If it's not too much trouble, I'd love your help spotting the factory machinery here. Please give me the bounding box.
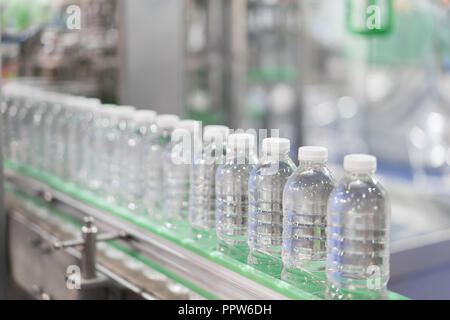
[1,157,409,300]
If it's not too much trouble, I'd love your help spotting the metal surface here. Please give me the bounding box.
[54,217,127,280]
[7,206,154,300]
[5,169,290,299]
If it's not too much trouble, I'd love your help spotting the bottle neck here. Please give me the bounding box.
[345,170,375,180]
[298,159,327,169]
[262,151,291,162]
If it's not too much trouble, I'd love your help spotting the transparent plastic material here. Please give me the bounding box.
[4,158,406,300]
[248,139,296,276]
[123,111,157,215]
[163,121,202,229]
[282,155,335,288]
[146,114,179,220]
[326,156,390,300]
[216,134,258,263]
[189,125,229,242]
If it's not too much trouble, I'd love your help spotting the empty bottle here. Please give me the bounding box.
[189,125,229,242]
[146,114,179,220]
[124,109,157,215]
[216,133,258,262]
[163,120,202,229]
[248,137,296,276]
[326,154,390,300]
[282,146,335,286]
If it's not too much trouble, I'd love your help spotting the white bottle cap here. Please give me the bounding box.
[298,146,328,162]
[67,96,87,110]
[134,110,157,124]
[155,114,180,129]
[113,105,136,120]
[203,125,229,142]
[228,133,256,151]
[262,137,290,154]
[175,119,201,134]
[343,154,377,173]
[99,104,118,117]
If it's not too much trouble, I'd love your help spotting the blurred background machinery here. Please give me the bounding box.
[1,0,450,299]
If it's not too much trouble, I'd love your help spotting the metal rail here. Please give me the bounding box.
[4,168,290,300]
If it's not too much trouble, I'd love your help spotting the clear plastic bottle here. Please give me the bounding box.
[90,105,118,195]
[146,114,179,220]
[28,91,51,170]
[54,95,79,180]
[163,120,202,229]
[1,84,14,159]
[215,133,258,262]
[107,106,136,203]
[123,109,157,215]
[282,146,335,286]
[6,86,25,162]
[189,125,229,243]
[74,98,101,187]
[326,154,390,300]
[248,137,296,276]
[16,89,38,165]
[66,99,86,183]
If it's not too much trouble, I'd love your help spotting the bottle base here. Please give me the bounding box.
[217,242,249,263]
[247,250,282,278]
[281,268,327,297]
[325,283,388,300]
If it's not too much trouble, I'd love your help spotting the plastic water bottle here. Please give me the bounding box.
[43,93,67,175]
[0,98,9,159]
[248,137,296,276]
[90,105,118,195]
[189,125,229,242]
[216,133,258,262]
[28,91,51,170]
[6,87,25,162]
[146,114,179,220]
[326,154,390,300]
[124,109,157,215]
[108,106,136,203]
[163,120,202,229]
[1,85,13,159]
[74,98,101,187]
[66,98,86,183]
[16,89,38,164]
[282,146,335,286]
[66,97,101,185]
[54,95,79,180]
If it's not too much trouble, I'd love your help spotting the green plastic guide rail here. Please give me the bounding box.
[3,158,408,300]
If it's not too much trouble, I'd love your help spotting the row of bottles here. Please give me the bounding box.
[0,82,180,218]
[1,83,390,299]
[174,128,390,299]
